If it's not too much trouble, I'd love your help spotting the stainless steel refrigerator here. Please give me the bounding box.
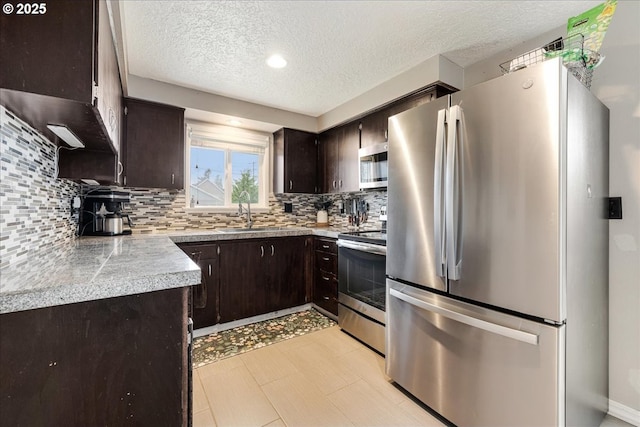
[386,58,609,427]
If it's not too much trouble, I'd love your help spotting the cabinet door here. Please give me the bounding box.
[285,129,318,193]
[218,241,268,323]
[95,0,123,157]
[359,87,452,150]
[124,98,185,189]
[319,127,340,193]
[266,237,306,312]
[338,121,360,192]
[274,128,318,194]
[359,110,389,149]
[0,0,94,103]
[179,244,219,329]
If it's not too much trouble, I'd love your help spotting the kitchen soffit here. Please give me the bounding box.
[121,1,599,117]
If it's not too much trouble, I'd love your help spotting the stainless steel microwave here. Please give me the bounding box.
[359,143,388,189]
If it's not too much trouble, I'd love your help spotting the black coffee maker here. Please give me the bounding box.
[80,190,133,236]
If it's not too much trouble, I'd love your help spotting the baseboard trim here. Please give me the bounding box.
[609,399,640,426]
[193,303,313,338]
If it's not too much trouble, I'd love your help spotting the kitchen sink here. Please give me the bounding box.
[216,227,288,233]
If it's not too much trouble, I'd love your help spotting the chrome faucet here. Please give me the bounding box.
[238,190,253,229]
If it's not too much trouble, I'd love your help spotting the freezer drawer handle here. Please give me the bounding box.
[389,288,539,345]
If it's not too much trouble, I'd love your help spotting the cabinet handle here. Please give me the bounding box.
[260,246,264,257]
[271,245,275,256]
[322,257,330,261]
[333,180,337,189]
[289,180,293,191]
[322,276,330,281]
[322,245,330,249]
[171,173,175,185]
[339,180,343,188]
[117,161,123,177]
[208,264,212,276]
[124,175,127,186]
[323,296,330,300]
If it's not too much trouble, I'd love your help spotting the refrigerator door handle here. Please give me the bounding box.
[445,105,463,280]
[434,108,448,277]
[389,288,539,345]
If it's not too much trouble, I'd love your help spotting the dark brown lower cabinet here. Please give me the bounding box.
[267,237,307,312]
[219,240,268,322]
[178,243,219,329]
[0,287,190,426]
[313,237,339,315]
[218,237,308,323]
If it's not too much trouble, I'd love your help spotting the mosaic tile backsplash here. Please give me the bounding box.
[0,107,80,269]
[90,187,387,234]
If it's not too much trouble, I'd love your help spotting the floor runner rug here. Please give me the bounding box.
[193,309,336,368]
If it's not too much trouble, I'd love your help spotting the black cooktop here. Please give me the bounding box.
[338,230,387,245]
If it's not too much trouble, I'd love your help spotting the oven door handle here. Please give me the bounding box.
[337,239,387,256]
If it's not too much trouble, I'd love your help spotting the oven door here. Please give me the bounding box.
[337,240,386,325]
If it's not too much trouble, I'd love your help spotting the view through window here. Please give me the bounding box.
[187,123,269,209]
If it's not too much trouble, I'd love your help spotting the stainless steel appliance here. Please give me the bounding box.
[386,58,609,427]
[80,190,133,236]
[337,230,386,354]
[358,143,388,189]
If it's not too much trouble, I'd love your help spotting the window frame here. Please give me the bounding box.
[185,121,272,213]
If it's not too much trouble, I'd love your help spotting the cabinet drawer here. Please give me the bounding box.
[314,270,338,315]
[179,243,218,261]
[315,238,337,254]
[315,251,337,273]
[315,269,337,289]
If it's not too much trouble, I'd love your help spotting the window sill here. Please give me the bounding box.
[185,206,271,215]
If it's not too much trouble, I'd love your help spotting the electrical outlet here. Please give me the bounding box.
[72,196,82,209]
[284,202,293,213]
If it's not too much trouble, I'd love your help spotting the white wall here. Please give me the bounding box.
[464,2,640,422]
[593,1,640,421]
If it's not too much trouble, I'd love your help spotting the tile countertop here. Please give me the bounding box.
[0,226,352,314]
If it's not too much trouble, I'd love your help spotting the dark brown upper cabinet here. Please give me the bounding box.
[359,84,456,149]
[319,121,359,193]
[123,98,185,189]
[273,128,318,194]
[0,0,123,183]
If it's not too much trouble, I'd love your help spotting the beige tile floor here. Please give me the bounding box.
[193,325,632,427]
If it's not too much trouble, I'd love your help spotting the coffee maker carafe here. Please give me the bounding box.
[80,190,133,236]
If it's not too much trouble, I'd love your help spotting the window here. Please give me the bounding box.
[186,122,270,210]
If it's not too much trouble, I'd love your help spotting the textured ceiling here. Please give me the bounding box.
[122,1,599,117]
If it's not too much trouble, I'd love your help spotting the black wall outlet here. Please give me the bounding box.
[608,197,622,219]
[284,202,293,213]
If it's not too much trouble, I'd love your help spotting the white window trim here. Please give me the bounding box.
[185,121,272,213]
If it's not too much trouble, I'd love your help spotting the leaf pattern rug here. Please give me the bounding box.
[193,309,336,368]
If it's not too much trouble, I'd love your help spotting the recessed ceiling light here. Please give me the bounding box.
[266,54,287,69]
[228,119,242,126]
